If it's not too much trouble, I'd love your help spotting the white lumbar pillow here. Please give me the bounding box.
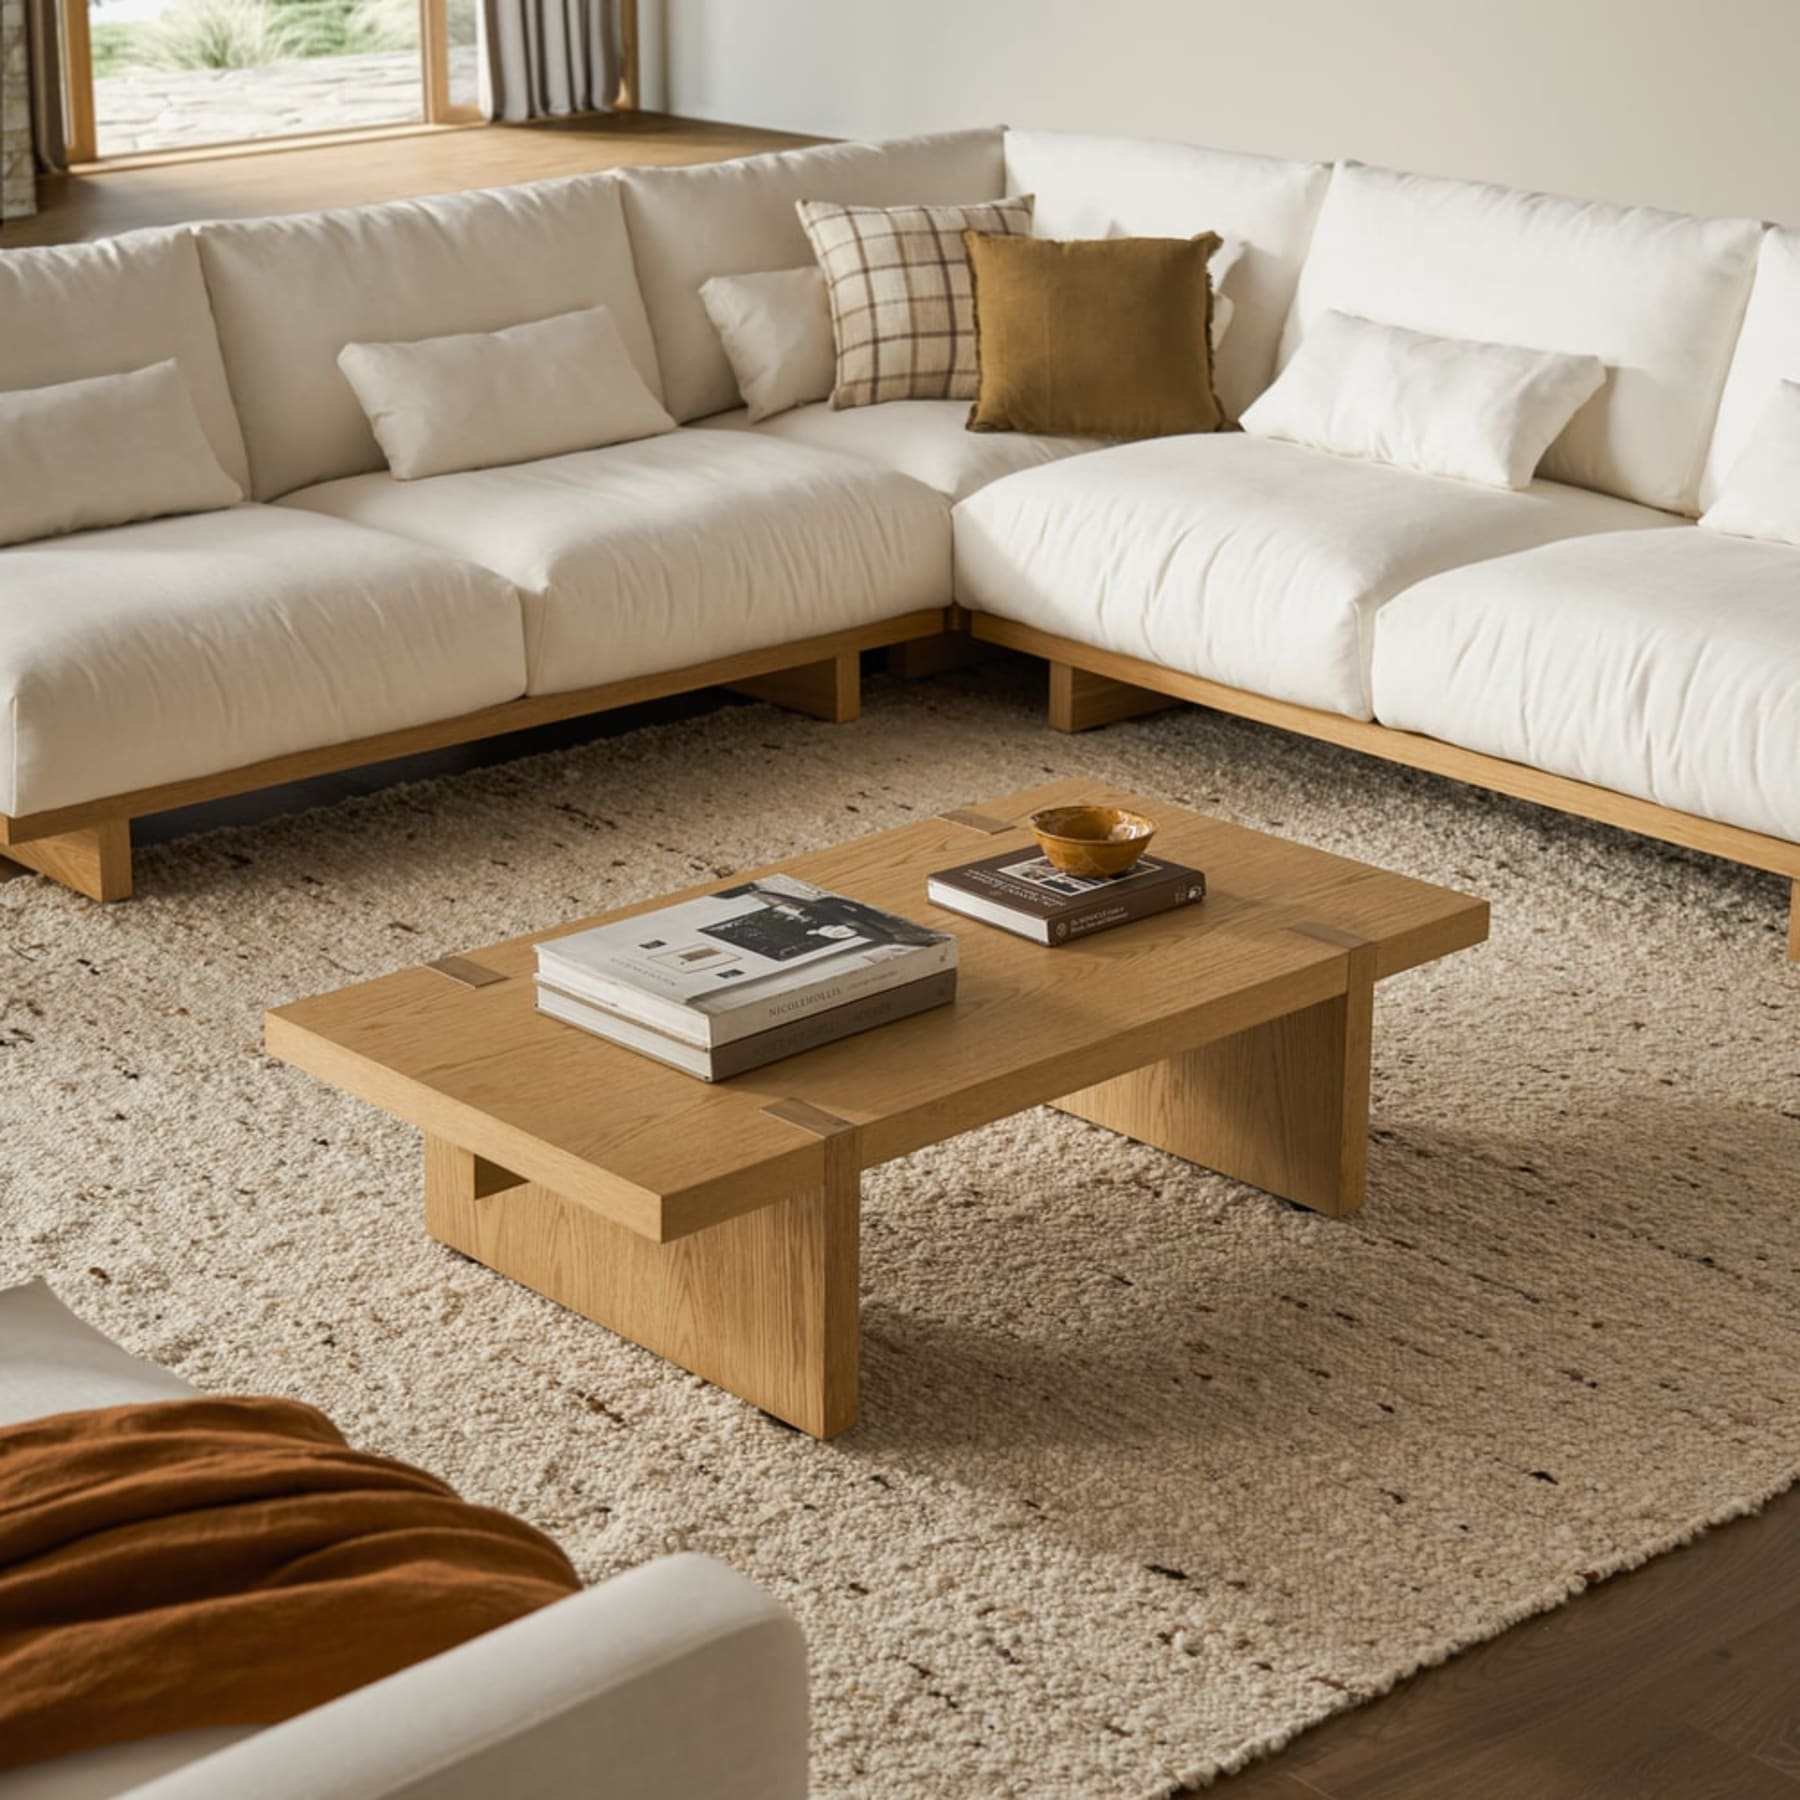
[1699,379,1800,547]
[337,305,677,481]
[1240,310,1607,490]
[0,361,242,548]
[700,266,838,423]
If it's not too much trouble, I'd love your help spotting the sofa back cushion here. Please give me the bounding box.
[1699,225,1799,512]
[1282,162,1762,514]
[0,231,249,493]
[619,128,1005,423]
[196,176,657,500]
[1001,131,1330,421]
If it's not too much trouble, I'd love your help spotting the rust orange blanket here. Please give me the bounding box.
[0,1395,581,1773]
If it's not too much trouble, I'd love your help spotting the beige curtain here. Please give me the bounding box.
[29,0,69,178]
[481,0,619,122]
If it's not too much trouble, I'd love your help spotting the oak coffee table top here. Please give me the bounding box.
[266,778,1488,1435]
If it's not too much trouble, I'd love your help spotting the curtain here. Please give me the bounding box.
[482,0,619,123]
[27,0,67,174]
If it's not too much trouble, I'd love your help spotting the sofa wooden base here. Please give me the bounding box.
[0,822,133,903]
[0,611,946,905]
[969,614,1800,962]
[728,648,861,723]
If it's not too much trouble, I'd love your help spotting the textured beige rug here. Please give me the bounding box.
[3,668,1797,1797]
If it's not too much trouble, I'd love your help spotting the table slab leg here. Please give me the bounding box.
[1055,942,1377,1216]
[423,1136,861,1437]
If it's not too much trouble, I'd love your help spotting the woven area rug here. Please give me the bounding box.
[3,667,1797,1797]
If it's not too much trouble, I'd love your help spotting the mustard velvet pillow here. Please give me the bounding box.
[963,231,1227,439]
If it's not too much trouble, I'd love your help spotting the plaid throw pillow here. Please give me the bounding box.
[797,196,1035,408]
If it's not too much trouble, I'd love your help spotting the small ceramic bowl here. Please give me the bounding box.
[1029,804,1156,878]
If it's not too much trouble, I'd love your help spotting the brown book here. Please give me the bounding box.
[927,849,1206,945]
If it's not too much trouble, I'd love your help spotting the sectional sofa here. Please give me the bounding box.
[0,126,1795,958]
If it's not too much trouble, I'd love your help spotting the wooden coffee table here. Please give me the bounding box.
[265,779,1486,1438]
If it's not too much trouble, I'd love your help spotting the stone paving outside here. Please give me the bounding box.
[94,45,478,153]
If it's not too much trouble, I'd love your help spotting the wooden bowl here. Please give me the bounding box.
[1029,805,1156,878]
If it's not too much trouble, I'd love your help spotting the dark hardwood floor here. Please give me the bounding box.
[3,114,1795,1796]
[1211,1478,1800,1796]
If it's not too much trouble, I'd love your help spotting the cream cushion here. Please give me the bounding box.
[1700,227,1800,512]
[0,231,249,492]
[1001,130,1330,419]
[700,267,835,423]
[1241,312,1605,490]
[1283,162,1763,513]
[953,434,1672,719]
[0,507,525,818]
[699,399,1107,503]
[1372,528,1800,843]
[195,176,659,500]
[0,363,242,548]
[280,431,949,697]
[1700,380,1800,547]
[339,307,676,481]
[0,1280,194,1430]
[618,128,1006,423]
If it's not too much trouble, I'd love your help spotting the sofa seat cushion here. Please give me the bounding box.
[281,430,951,698]
[1371,529,1800,844]
[953,434,1673,719]
[699,400,1108,503]
[0,508,526,820]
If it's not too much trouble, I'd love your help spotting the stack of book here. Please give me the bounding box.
[535,874,956,1081]
[926,847,1206,944]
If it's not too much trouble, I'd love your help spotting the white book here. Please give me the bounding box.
[536,967,958,1081]
[534,874,956,1049]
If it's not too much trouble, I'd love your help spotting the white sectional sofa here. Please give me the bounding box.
[0,1281,807,1800]
[0,125,1795,956]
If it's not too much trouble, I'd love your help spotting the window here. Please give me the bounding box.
[63,0,479,161]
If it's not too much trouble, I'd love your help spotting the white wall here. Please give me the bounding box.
[660,0,1800,225]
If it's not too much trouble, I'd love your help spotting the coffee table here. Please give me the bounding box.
[265,778,1486,1438]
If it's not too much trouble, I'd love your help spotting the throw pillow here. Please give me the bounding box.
[962,232,1228,439]
[1699,378,1800,546]
[337,305,676,481]
[0,363,242,549]
[796,195,1035,408]
[700,266,836,422]
[1239,311,1606,490]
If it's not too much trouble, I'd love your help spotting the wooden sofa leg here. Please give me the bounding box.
[1,820,134,902]
[1789,880,1799,962]
[1047,660,1178,733]
[731,650,861,724]
[886,605,977,679]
